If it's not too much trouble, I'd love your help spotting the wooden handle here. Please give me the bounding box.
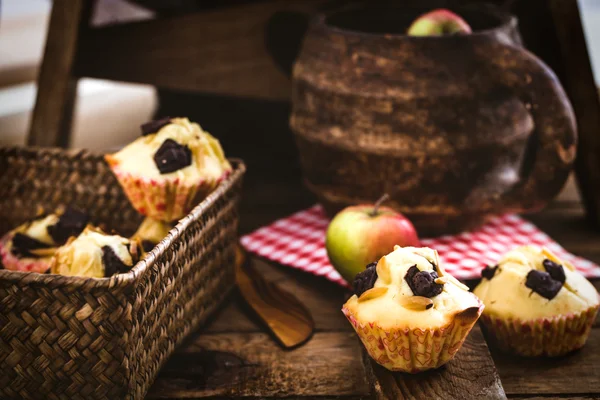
[235,245,315,348]
[484,39,577,212]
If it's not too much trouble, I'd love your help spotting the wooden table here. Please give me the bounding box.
[146,183,600,399]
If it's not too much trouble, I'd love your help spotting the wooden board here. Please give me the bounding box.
[491,319,600,397]
[74,1,325,101]
[142,180,600,399]
[147,255,505,399]
[148,332,369,399]
[365,326,506,400]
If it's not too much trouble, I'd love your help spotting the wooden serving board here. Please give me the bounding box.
[144,169,600,400]
[147,256,506,399]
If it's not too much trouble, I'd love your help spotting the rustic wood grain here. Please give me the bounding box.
[74,1,324,101]
[236,247,315,347]
[28,0,91,147]
[148,332,370,399]
[204,258,352,334]
[491,325,600,396]
[510,397,598,400]
[365,326,505,400]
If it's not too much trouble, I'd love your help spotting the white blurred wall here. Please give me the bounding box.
[0,0,158,150]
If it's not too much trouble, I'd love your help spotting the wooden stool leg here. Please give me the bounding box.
[28,0,92,147]
[548,0,600,227]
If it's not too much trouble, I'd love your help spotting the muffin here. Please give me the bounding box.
[342,245,483,372]
[105,117,232,221]
[0,207,88,273]
[132,217,173,252]
[50,226,141,278]
[473,245,600,357]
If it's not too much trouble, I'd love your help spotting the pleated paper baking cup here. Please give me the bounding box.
[109,167,229,222]
[342,302,484,373]
[480,303,599,357]
[0,234,52,273]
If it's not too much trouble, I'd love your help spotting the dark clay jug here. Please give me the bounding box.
[289,5,576,235]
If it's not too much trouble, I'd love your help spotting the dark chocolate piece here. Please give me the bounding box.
[141,240,155,253]
[141,117,171,136]
[481,264,498,280]
[542,259,566,284]
[404,265,444,298]
[29,212,49,223]
[153,139,192,174]
[525,270,563,300]
[353,261,378,296]
[11,233,52,258]
[47,207,89,244]
[102,245,132,277]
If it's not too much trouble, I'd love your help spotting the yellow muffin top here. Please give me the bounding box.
[132,217,172,250]
[107,117,231,182]
[5,207,89,260]
[343,246,481,330]
[13,214,59,246]
[50,227,139,278]
[473,246,599,320]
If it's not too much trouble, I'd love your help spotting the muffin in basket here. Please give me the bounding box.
[0,207,88,273]
[105,117,232,221]
[132,217,173,252]
[50,226,142,278]
[474,245,600,357]
[342,245,483,373]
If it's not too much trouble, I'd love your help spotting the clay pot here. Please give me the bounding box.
[290,5,576,235]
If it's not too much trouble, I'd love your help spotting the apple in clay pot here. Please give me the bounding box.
[325,194,419,284]
[407,9,472,36]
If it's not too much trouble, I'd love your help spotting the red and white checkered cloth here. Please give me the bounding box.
[241,205,600,287]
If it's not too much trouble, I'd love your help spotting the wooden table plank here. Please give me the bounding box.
[491,326,600,396]
[148,332,370,399]
[365,326,506,400]
[146,181,600,398]
[203,258,351,334]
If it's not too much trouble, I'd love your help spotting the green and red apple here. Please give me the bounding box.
[407,9,472,36]
[325,195,419,283]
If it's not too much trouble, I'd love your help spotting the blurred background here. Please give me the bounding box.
[1,0,598,220]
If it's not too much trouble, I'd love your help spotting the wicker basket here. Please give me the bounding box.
[0,147,245,400]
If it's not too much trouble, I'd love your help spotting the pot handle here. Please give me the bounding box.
[488,40,577,212]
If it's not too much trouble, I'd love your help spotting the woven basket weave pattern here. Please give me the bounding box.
[0,147,245,400]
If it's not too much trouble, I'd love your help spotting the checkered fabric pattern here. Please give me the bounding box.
[241,205,600,287]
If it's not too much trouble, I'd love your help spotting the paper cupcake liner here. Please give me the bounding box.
[110,167,230,222]
[0,234,52,273]
[480,304,599,357]
[342,302,484,373]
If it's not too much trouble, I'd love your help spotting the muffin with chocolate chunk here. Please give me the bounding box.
[50,226,141,278]
[342,245,483,373]
[0,207,88,273]
[474,245,600,356]
[132,217,173,252]
[105,117,232,221]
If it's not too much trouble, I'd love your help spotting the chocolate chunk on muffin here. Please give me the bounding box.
[343,245,482,373]
[474,245,600,356]
[0,207,88,273]
[105,117,232,221]
[50,226,141,278]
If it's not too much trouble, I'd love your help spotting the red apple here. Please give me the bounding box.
[407,9,472,36]
[325,194,419,283]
